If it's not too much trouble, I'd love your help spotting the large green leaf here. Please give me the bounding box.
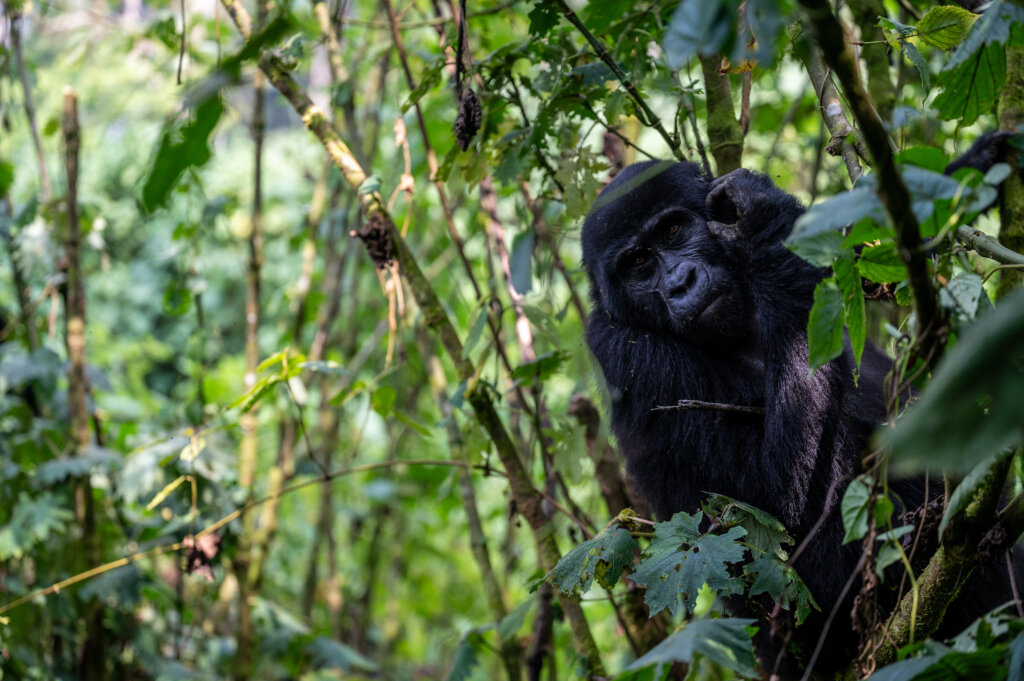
[917,5,979,50]
[139,95,224,213]
[547,525,639,595]
[626,617,758,678]
[631,511,747,617]
[886,289,1024,471]
[933,42,1006,126]
[944,0,1024,71]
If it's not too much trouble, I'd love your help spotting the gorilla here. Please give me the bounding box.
[581,148,1021,673]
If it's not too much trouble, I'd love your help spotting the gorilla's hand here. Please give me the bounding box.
[706,168,757,227]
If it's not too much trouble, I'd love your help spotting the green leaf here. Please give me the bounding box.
[662,0,738,69]
[703,493,793,560]
[788,189,886,244]
[510,229,535,295]
[0,160,14,196]
[527,1,560,37]
[306,636,378,673]
[835,254,866,367]
[858,242,906,284]
[626,617,758,678]
[444,632,484,681]
[807,279,844,371]
[841,475,874,544]
[368,386,396,417]
[917,5,979,50]
[886,288,1024,471]
[788,230,845,267]
[938,451,1012,540]
[1009,632,1024,681]
[745,556,819,624]
[945,0,1024,71]
[511,350,570,387]
[631,511,747,617]
[139,95,224,213]
[902,42,931,91]
[402,56,445,113]
[933,42,1005,126]
[0,493,75,561]
[461,305,489,360]
[939,272,984,323]
[497,598,534,642]
[548,526,639,596]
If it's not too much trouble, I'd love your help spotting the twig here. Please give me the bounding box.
[554,0,684,160]
[800,553,867,681]
[9,12,52,199]
[651,399,765,415]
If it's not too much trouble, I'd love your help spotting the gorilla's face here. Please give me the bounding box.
[582,161,754,348]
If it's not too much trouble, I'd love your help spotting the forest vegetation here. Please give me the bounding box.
[1,0,1024,679]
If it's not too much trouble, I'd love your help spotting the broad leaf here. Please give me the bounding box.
[139,95,224,213]
[835,254,866,367]
[626,617,758,677]
[745,555,818,624]
[934,42,1005,126]
[917,5,979,50]
[547,526,639,595]
[886,288,1024,471]
[703,493,793,560]
[858,242,906,284]
[631,511,747,617]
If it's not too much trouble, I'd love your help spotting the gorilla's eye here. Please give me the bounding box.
[667,225,680,236]
[633,254,647,266]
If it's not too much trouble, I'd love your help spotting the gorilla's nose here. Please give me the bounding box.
[666,262,698,298]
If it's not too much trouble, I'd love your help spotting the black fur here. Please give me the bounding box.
[581,159,1020,674]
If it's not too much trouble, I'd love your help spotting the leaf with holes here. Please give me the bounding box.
[631,511,747,617]
[548,526,639,595]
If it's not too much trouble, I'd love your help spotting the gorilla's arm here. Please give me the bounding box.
[703,169,855,533]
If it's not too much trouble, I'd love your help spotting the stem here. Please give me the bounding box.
[234,4,267,672]
[10,12,52,199]
[62,88,106,681]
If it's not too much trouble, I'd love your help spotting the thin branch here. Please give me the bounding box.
[554,0,684,160]
[956,225,1024,265]
[9,12,52,199]
[651,399,765,415]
